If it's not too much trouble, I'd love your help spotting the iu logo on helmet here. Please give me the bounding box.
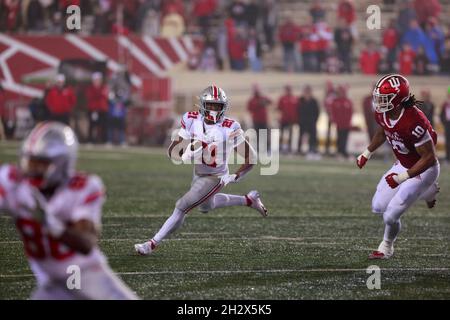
[388,77,401,92]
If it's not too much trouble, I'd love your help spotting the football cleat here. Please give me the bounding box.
[134,239,157,256]
[246,190,268,217]
[369,240,394,260]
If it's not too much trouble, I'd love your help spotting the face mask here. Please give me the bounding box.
[205,110,220,123]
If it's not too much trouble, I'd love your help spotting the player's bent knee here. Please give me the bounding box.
[175,196,192,212]
[383,213,399,226]
[371,198,387,215]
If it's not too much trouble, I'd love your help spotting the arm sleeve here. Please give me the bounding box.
[178,112,194,140]
[230,121,245,147]
[414,130,432,147]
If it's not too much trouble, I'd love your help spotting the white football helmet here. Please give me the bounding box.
[20,121,79,189]
[199,85,228,124]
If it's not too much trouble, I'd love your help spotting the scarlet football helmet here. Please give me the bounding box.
[372,74,410,113]
[199,85,228,123]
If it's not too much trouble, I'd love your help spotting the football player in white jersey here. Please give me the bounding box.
[135,85,268,255]
[0,122,138,300]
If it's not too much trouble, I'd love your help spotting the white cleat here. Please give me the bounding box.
[369,240,394,260]
[134,239,157,256]
[246,190,268,217]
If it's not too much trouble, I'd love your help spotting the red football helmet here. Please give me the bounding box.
[372,74,410,113]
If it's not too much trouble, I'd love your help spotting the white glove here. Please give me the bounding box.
[220,174,237,186]
[356,149,372,169]
[181,141,203,164]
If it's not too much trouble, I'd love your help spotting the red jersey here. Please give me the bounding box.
[375,106,437,168]
[277,94,298,125]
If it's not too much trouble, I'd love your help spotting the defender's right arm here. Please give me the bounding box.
[357,126,386,169]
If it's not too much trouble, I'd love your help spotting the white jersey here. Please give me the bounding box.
[178,111,245,176]
[0,165,107,285]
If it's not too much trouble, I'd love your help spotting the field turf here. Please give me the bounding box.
[0,143,449,299]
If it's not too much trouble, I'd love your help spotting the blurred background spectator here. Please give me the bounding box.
[440,87,450,163]
[297,85,320,157]
[419,89,435,126]
[86,72,109,144]
[277,85,297,154]
[330,86,353,158]
[44,74,76,125]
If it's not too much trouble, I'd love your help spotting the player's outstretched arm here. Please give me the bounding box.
[357,127,386,169]
[385,140,437,189]
[234,139,256,180]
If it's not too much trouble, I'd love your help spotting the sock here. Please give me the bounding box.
[383,219,401,243]
[210,193,247,209]
[153,208,185,244]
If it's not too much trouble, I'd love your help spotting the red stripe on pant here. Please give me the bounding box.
[183,180,223,214]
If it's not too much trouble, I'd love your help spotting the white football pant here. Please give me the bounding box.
[371,161,440,242]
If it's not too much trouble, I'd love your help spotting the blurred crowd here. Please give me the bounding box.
[2,0,448,75]
[279,0,449,75]
[0,71,132,146]
[244,83,450,162]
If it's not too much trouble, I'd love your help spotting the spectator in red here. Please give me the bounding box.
[247,84,272,150]
[314,21,333,72]
[193,0,217,36]
[300,20,317,72]
[228,27,248,71]
[45,74,76,125]
[330,86,353,158]
[278,17,302,72]
[1,0,21,31]
[337,0,356,27]
[86,72,109,144]
[398,43,416,75]
[382,19,399,72]
[277,85,298,153]
[359,41,381,74]
[413,0,441,28]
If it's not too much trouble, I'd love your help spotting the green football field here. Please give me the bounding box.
[0,143,449,299]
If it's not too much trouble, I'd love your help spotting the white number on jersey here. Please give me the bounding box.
[411,125,425,138]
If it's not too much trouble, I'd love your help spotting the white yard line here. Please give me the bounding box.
[1,267,449,279]
[1,236,448,244]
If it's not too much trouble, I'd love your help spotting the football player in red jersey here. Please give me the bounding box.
[356,74,440,259]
